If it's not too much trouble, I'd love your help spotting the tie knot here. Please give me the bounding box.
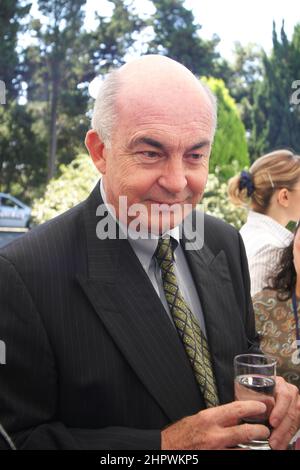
[154,237,177,267]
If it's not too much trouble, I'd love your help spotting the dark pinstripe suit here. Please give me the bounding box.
[0,183,259,449]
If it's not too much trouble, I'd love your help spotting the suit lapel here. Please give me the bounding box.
[77,184,204,422]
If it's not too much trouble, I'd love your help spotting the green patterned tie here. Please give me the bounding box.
[155,236,219,408]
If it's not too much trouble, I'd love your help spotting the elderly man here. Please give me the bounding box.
[0,55,299,450]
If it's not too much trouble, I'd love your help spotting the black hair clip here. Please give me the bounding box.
[239,170,255,197]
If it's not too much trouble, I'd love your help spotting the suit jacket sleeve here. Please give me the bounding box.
[0,255,160,450]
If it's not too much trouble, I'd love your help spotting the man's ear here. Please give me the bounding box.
[277,188,290,208]
[85,129,107,174]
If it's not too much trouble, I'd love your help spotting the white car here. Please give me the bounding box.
[0,193,31,228]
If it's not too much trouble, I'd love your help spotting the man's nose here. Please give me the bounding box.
[158,159,187,194]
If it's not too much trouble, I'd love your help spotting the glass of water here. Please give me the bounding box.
[234,354,277,450]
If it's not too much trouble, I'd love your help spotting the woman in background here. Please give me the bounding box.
[228,150,300,296]
[252,223,300,389]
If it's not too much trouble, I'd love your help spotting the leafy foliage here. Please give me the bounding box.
[88,0,144,74]
[147,0,221,77]
[0,102,47,200]
[203,173,247,229]
[2,1,300,225]
[0,0,144,196]
[227,42,263,147]
[202,77,249,180]
[250,22,300,157]
[32,154,98,224]
[0,0,31,99]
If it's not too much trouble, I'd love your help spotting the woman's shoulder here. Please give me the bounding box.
[240,225,284,260]
[252,288,278,303]
[252,289,287,326]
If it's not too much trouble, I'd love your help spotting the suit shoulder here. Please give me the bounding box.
[200,213,243,259]
[203,213,238,238]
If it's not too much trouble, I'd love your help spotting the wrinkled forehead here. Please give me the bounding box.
[116,78,214,130]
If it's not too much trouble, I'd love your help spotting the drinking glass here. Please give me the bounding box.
[234,354,277,450]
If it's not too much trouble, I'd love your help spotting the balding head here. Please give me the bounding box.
[91,55,217,146]
[118,55,206,92]
[86,54,216,234]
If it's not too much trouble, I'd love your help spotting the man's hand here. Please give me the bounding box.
[268,377,300,450]
[161,401,270,450]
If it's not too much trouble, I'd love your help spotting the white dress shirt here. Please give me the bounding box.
[99,179,207,336]
[240,211,293,296]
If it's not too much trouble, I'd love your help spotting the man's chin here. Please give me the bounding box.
[149,219,180,236]
[120,201,194,238]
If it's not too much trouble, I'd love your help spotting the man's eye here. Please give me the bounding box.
[188,153,204,160]
[141,151,160,158]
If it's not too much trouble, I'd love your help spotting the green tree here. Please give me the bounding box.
[0,0,47,200]
[33,0,87,180]
[202,77,249,180]
[87,0,144,75]
[0,0,31,99]
[0,0,147,200]
[23,0,143,182]
[0,102,47,200]
[250,22,300,158]
[228,42,263,137]
[147,0,222,77]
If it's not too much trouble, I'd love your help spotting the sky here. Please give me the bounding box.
[85,0,300,60]
[185,0,299,59]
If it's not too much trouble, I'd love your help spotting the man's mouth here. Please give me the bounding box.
[147,199,188,205]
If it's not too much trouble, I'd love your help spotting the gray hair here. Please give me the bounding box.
[91,70,121,148]
[202,82,218,135]
[91,70,218,146]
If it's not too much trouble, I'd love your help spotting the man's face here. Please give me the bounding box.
[97,84,214,234]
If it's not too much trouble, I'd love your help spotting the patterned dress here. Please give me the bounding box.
[253,289,300,389]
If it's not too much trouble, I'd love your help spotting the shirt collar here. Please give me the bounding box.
[100,179,181,272]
